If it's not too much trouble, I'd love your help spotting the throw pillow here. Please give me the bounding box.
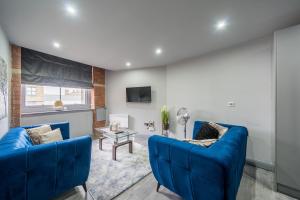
[26,125,52,145]
[195,122,219,140]
[209,122,228,138]
[183,139,217,147]
[39,128,63,144]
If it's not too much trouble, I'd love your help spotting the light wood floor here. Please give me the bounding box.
[114,173,181,200]
[55,134,295,200]
[55,167,295,200]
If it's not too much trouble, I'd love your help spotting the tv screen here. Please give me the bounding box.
[126,86,151,103]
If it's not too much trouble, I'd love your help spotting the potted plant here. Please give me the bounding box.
[161,105,169,131]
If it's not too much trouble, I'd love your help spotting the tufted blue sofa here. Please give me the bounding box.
[0,122,92,200]
[148,121,248,200]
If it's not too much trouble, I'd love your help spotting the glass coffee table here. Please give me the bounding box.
[95,128,137,160]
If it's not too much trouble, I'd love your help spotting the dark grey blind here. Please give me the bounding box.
[21,48,92,88]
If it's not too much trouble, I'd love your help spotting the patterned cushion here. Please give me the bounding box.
[26,125,52,145]
[209,122,228,138]
[39,129,63,144]
[195,122,219,140]
[183,138,217,147]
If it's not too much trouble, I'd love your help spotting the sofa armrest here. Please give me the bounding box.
[0,148,28,200]
[22,121,70,139]
[26,135,91,199]
[148,135,225,200]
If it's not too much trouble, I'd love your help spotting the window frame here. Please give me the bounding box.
[26,86,37,96]
[21,84,91,114]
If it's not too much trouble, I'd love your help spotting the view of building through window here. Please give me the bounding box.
[61,87,86,105]
[24,84,87,106]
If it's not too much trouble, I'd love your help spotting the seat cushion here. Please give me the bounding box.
[0,128,32,154]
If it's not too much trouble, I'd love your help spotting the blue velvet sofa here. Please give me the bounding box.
[148,121,248,200]
[0,122,92,200]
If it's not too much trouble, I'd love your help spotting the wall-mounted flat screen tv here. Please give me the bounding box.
[126,86,151,103]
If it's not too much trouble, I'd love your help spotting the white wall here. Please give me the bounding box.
[166,36,274,166]
[275,24,300,189]
[21,111,93,138]
[106,67,166,133]
[0,25,11,138]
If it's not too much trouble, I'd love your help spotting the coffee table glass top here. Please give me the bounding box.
[97,127,137,142]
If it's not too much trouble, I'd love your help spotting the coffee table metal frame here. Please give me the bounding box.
[97,129,136,161]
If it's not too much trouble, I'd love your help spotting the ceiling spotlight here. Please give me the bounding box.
[126,62,132,67]
[215,20,228,30]
[65,4,77,16]
[155,48,163,55]
[53,42,61,48]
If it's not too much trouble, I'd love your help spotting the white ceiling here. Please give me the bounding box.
[1,0,300,70]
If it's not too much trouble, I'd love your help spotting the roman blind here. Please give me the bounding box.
[21,48,92,88]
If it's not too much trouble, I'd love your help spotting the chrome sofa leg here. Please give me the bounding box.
[82,183,87,192]
[156,183,161,192]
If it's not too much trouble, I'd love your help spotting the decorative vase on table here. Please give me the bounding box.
[161,105,170,137]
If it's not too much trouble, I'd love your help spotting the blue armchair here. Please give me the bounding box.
[0,122,92,200]
[148,121,248,200]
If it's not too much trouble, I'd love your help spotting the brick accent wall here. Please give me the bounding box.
[10,45,21,127]
[92,67,106,129]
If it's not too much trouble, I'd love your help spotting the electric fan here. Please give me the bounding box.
[176,107,190,139]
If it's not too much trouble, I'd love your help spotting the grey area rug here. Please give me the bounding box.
[87,139,152,200]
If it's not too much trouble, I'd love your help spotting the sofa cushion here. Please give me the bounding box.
[23,122,70,140]
[0,128,32,154]
[183,138,217,147]
[39,128,63,144]
[193,121,234,140]
[26,125,52,145]
[209,122,228,138]
[195,122,219,140]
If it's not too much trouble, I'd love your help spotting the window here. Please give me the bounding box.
[61,87,87,105]
[26,86,37,96]
[22,84,91,113]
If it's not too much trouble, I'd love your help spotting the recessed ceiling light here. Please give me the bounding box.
[155,48,162,55]
[215,20,228,30]
[126,62,132,67]
[65,4,77,16]
[53,42,61,48]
